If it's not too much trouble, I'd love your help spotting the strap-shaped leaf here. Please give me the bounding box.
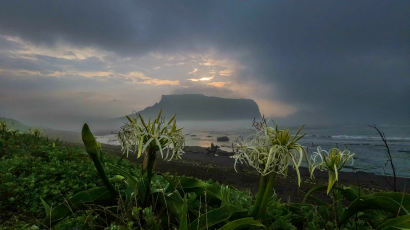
[179,177,224,201]
[42,187,112,224]
[82,123,98,157]
[303,185,359,204]
[327,171,337,194]
[340,192,410,225]
[218,217,264,230]
[189,205,247,230]
[178,195,189,230]
[378,215,410,230]
[82,123,117,196]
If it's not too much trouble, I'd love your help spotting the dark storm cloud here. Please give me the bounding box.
[0,0,409,123]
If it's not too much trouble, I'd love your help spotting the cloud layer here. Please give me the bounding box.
[0,0,409,128]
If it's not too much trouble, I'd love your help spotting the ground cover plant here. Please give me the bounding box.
[0,123,137,229]
[0,117,409,229]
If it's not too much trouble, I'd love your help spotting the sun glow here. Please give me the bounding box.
[187,76,214,82]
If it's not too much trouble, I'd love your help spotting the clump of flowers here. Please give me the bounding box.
[309,147,355,194]
[29,128,43,138]
[233,119,305,185]
[233,119,305,218]
[0,121,8,133]
[118,111,184,178]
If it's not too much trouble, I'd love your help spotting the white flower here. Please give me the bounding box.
[118,111,185,161]
[233,120,305,186]
[309,147,355,194]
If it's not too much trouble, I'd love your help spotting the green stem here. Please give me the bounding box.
[332,187,339,229]
[142,147,156,205]
[90,155,117,197]
[257,173,276,218]
[142,148,156,182]
[251,175,267,217]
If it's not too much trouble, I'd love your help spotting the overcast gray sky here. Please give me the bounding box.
[0,0,409,128]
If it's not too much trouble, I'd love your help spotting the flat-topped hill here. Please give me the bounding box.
[131,94,262,120]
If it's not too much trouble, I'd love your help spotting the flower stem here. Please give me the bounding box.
[142,147,156,205]
[257,173,276,218]
[90,155,117,197]
[251,175,267,217]
[142,147,156,182]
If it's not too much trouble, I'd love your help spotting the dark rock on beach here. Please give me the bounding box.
[217,136,229,142]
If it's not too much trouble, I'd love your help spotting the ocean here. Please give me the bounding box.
[96,120,410,178]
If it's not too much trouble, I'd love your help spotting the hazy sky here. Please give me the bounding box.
[0,0,409,128]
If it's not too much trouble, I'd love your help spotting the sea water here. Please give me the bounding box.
[96,121,410,178]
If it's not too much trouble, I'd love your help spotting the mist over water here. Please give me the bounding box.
[96,120,410,178]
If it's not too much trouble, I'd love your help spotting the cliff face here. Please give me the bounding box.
[134,94,262,120]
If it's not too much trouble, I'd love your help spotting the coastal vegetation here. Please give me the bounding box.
[0,116,409,229]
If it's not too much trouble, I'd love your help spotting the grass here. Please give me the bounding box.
[0,125,409,229]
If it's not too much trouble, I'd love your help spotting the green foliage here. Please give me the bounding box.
[0,128,135,228]
[302,184,410,229]
[41,187,113,224]
[378,215,410,230]
[340,192,410,225]
[218,217,264,230]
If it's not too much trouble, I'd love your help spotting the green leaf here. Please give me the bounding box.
[126,115,135,123]
[303,185,359,205]
[178,195,189,230]
[337,186,360,201]
[43,187,112,224]
[81,123,98,157]
[189,205,247,230]
[138,113,148,130]
[167,114,176,125]
[378,215,410,230]
[163,190,185,221]
[372,192,410,211]
[155,109,162,123]
[302,185,328,204]
[40,198,51,218]
[327,171,337,194]
[109,163,146,204]
[179,177,223,200]
[340,192,410,225]
[155,138,164,158]
[137,135,144,158]
[82,123,117,196]
[218,217,264,230]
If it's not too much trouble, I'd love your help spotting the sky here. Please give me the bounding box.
[0,0,409,128]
